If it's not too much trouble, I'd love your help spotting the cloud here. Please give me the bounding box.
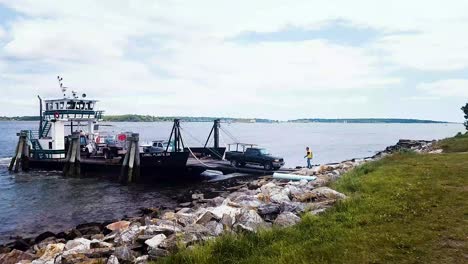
[417,79,468,97]
[0,0,467,121]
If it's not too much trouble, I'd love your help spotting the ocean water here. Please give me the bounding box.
[0,121,464,243]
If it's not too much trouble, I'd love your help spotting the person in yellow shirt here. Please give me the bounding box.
[304,147,313,169]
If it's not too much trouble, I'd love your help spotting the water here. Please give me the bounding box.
[0,121,464,243]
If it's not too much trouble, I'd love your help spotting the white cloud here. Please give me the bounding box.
[417,79,468,97]
[0,0,466,120]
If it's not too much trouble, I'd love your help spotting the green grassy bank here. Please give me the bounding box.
[158,134,468,264]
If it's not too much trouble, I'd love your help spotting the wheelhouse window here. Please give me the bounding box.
[60,102,64,109]
[67,101,76,110]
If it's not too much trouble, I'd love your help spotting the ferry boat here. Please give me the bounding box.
[25,77,191,180]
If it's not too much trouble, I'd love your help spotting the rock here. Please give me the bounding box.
[76,223,102,236]
[174,213,198,227]
[280,201,306,214]
[135,255,149,264]
[220,214,233,230]
[115,223,141,244]
[144,234,167,249]
[161,212,176,221]
[65,229,82,240]
[293,191,318,202]
[232,195,263,208]
[34,232,56,244]
[183,224,210,236]
[34,243,65,263]
[196,211,218,225]
[0,249,35,264]
[257,204,281,215]
[90,234,105,240]
[90,240,113,249]
[106,221,131,232]
[191,193,204,200]
[270,193,290,203]
[145,222,182,236]
[148,248,169,260]
[312,187,347,200]
[206,196,225,207]
[107,255,119,264]
[84,247,114,259]
[274,212,301,227]
[64,238,91,255]
[158,235,177,251]
[234,209,267,232]
[207,199,242,220]
[11,238,31,251]
[205,221,224,236]
[113,245,135,263]
[61,253,89,264]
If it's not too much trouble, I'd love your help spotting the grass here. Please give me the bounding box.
[157,139,468,264]
[436,132,468,153]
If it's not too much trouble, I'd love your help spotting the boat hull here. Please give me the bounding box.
[27,151,199,181]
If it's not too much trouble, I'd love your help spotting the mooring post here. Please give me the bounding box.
[21,131,30,172]
[120,133,140,184]
[8,136,21,171]
[64,132,81,177]
[214,119,220,149]
[9,131,29,172]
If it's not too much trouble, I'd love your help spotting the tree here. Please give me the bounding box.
[462,103,468,130]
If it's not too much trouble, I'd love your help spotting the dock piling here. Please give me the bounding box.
[9,131,29,172]
[63,132,81,177]
[120,133,140,184]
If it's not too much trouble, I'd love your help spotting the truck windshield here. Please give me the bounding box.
[259,149,270,155]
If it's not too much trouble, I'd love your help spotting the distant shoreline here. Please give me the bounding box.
[0,115,452,124]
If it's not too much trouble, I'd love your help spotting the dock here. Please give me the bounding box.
[186,158,296,176]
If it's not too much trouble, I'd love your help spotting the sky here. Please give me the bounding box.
[0,1,467,122]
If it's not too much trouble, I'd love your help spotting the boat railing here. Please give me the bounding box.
[43,110,104,120]
[25,130,66,159]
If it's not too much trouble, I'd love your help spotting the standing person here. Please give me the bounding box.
[304,147,313,169]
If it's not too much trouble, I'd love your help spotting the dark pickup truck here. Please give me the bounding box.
[225,144,285,170]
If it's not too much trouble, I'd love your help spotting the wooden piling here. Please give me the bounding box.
[120,133,140,184]
[64,132,81,177]
[8,137,21,171]
[9,131,29,172]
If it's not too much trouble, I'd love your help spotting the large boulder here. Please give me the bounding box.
[205,199,242,221]
[114,223,141,244]
[220,214,234,230]
[205,221,224,236]
[32,243,65,264]
[0,249,35,264]
[113,245,136,263]
[196,211,219,225]
[162,212,197,227]
[312,187,347,200]
[107,255,119,264]
[257,203,281,215]
[34,232,56,244]
[144,234,167,249]
[144,221,183,236]
[63,238,92,255]
[274,212,301,227]
[106,221,131,232]
[234,209,267,232]
[232,194,263,208]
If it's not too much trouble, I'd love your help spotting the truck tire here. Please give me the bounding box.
[264,162,273,171]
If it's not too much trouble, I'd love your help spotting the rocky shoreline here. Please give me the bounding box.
[0,139,441,264]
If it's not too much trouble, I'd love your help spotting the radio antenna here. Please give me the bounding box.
[57,76,68,98]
